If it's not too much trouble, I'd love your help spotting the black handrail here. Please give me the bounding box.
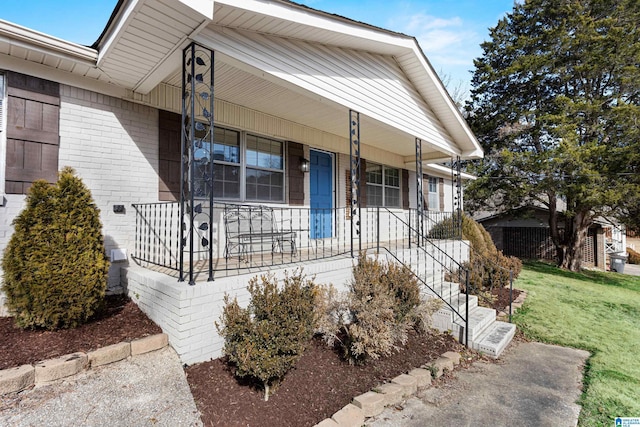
[380,207,470,347]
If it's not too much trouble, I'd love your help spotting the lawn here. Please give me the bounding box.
[512,262,640,427]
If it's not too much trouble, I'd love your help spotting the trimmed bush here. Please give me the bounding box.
[627,247,640,264]
[317,256,441,364]
[1,168,109,330]
[216,271,318,401]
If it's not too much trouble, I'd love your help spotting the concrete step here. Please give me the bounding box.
[472,321,517,358]
[422,280,460,301]
[451,306,496,344]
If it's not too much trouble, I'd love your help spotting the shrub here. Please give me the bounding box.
[216,271,318,401]
[430,213,522,294]
[317,256,441,364]
[1,167,109,330]
[628,247,640,264]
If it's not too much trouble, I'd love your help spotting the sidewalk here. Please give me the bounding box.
[366,340,589,427]
[0,347,202,427]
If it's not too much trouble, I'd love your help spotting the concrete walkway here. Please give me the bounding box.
[0,347,202,427]
[367,341,589,427]
[623,263,640,276]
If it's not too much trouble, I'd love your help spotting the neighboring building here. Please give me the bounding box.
[0,0,515,362]
[477,206,626,270]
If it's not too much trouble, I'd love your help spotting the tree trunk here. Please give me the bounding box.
[556,210,589,271]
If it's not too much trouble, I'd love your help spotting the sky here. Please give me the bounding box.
[0,0,515,95]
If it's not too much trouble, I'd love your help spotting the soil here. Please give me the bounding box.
[0,295,161,370]
[491,287,522,311]
[186,331,464,427]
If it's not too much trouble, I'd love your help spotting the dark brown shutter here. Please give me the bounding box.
[423,174,429,210]
[6,72,59,194]
[287,142,304,205]
[439,177,445,212]
[158,110,181,201]
[402,169,409,209]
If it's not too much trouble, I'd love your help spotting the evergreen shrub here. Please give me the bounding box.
[216,271,318,401]
[428,214,522,294]
[1,167,109,329]
[627,247,640,264]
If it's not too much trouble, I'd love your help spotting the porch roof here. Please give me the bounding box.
[0,0,483,163]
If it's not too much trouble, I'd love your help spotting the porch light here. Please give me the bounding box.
[300,157,310,173]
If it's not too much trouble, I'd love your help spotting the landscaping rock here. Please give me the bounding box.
[0,365,35,395]
[375,383,404,406]
[391,374,417,396]
[331,403,365,427]
[130,333,168,355]
[88,342,131,367]
[408,368,432,388]
[429,357,454,378]
[441,351,461,366]
[35,353,87,384]
[353,391,386,417]
[314,418,339,427]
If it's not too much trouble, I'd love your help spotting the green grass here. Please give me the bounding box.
[512,262,640,427]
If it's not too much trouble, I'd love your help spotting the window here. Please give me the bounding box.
[245,134,284,202]
[366,163,401,207]
[428,177,438,210]
[195,125,284,202]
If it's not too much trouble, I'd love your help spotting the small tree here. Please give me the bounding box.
[216,271,318,401]
[1,167,109,329]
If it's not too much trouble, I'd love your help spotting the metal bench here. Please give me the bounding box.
[223,204,296,259]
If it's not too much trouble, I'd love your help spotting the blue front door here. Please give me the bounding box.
[310,150,333,239]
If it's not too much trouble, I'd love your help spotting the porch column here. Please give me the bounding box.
[415,138,424,246]
[349,110,362,257]
[453,155,462,240]
[179,42,215,285]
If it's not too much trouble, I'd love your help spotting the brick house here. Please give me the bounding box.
[0,0,515,363]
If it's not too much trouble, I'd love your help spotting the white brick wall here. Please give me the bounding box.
[125,257,356,365]
[58,86,159,290]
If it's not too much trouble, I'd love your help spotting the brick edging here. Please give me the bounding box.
[313,350,463,427]
[497,288,528,319]
[0,333,168,396]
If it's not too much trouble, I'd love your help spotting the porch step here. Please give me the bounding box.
[472,321,517,358]
[421,280,460,301]
[451,306,496,344]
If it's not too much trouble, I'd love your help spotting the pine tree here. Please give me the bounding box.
[1,167,109,329]
[465,0,640,270]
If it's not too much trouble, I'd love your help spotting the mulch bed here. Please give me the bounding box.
[491,287,522,311]
[186,331,464,427]
[0,295,161,370]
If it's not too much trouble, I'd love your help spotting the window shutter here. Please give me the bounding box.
[439,178,445,212]
[158,110,182,201]
[287,141,304,205]
[402,169,409,209]
[5,72,59,195]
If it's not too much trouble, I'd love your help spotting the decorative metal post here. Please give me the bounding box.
[453,155,463,240]
[415,138,424,246]
[179,42,215,285]
[349,110,361,258]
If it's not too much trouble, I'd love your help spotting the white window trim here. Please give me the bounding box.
[366,163,401,208]
[427,177,439,211]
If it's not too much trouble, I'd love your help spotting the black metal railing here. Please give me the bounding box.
[377,207,470,346]
[133,202,356,274]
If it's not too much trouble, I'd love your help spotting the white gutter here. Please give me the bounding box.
[0,19,97,65]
